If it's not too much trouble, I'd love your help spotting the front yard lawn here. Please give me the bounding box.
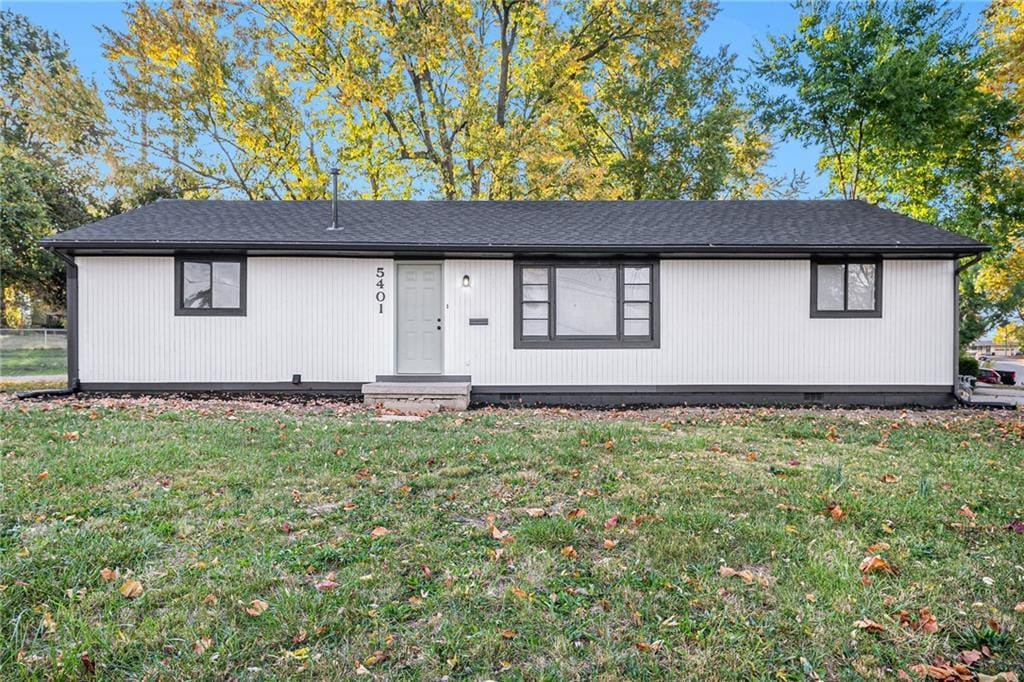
[0,348,67,377]
[1,398,1022,680]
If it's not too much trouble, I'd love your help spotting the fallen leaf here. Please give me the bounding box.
[500,629,517,639]
[119,579,144,598]
[192,637,212,654]
[524,508,546,518]
[829,504,845,521]
[315,578,339,591]
[977,674,1019,682]
[566,507,586,520]
[879,474,900,483]
[79,651,96,675]
[1004,519,1024,534]
[63,431,79,441]
[99,567,118,582]
[370,526,390,539]
[635,641,662,652]
[36,470,50,481]
[398,485,412,495]
[958,650,983,666]
[859,555,895,575]
[363,650,386,666]
[292,628,307,645]
[245,599,269,616]
[854,618,885,633]
[866,542,891,554]
[603,538,619,549]
[603,440,614,450]
[1014,601,1024,612]
[202,593,217,606]
[510,586,529,599]
[561,545,578,559]
[604,516,619,529]
[805,593,816,603]
[41,611,56,636]
[918,607,939,633]
[958,505,977,520]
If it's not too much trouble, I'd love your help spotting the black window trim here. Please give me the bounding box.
[514,260,660,349]
[174,255,247,316]
[810,257,883,319]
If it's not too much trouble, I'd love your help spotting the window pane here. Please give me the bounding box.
[816,264,845,311]
[624,284,649,301]
[555,268,617,336]
[522,302,548,319]
[522,319,548,336]
[623,302,649,319]
[624,319,650,336]
[522,267,548,285]
[182,261,212,309]
[624,266,650,284]
[847,264,876,311]
[522,285,548,302]
[212,262,241,308]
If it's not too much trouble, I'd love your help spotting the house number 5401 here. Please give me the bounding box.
[375,267,386,313]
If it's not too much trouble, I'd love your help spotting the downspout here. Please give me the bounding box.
[17,248,80,399]
[953,253,984,405]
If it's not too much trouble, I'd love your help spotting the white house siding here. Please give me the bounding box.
[77,256,393,383]
[444,259,954,387]
[78,256,953,387]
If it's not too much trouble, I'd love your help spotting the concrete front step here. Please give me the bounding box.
[362,381,471,413]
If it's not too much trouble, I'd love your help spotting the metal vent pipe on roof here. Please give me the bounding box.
[328,168,340,230]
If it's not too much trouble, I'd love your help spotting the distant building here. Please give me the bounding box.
[969,338,1021,358]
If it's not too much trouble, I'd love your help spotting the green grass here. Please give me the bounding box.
[1,401,1022,680]
[0,348,66,377]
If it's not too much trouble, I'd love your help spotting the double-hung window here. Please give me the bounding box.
[175,256,246,316]
[515,262,658,348]
[810,259,881,318]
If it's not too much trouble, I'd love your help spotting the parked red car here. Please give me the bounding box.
[977,368,1001,384]
[996,369,1017,385]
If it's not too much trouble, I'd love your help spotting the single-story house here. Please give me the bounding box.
[968,338,1021,359]
[41,198,987,406]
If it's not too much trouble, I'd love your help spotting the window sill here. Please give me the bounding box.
[514,338,660,349]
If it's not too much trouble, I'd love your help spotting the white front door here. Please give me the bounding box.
[396,263,443,374]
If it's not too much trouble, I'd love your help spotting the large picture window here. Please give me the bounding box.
[810,259,881,318]
[175,256,246,316]
[515,262,658,348]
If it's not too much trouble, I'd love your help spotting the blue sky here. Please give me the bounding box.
[7,0,990,198]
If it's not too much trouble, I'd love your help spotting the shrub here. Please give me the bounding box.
[959,354,979,376]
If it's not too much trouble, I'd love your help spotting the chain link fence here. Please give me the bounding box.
[0,328,68,351]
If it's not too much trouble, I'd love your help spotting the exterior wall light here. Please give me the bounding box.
[462,274,471,287]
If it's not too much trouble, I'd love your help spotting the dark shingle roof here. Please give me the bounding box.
[42,199,987,254]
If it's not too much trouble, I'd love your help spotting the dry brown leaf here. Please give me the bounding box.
[363,650,386,667]
[63,431,79,441]
[245,599,269,617]
[292,628,308,645]
[500,629,517,639]
[119,579,144,599]
[510,586,529,599]
[866,542,890,554]
[36,470,49,481]
[370,526,390,539]
[879,474,900,483]
[524,508,546,518]
[958,650,983,666]
[202,593,217,606]
[958,505,977,520]
[977,674,1020,682]
[853,618,885,633]
[604,516,619,529]
[99,567,118,582]
[1014,601,1024,613]
[192,637,212,654]
[561,545,578,559]
[603,538,619,549]
[859,555,894,575]
[829,504,846,521]
[566,508,586,520]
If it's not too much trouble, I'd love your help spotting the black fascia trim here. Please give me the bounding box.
[174,255,247,316]
[810,257,883,319]
[513,259,660,349]
[42,239,991,257]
